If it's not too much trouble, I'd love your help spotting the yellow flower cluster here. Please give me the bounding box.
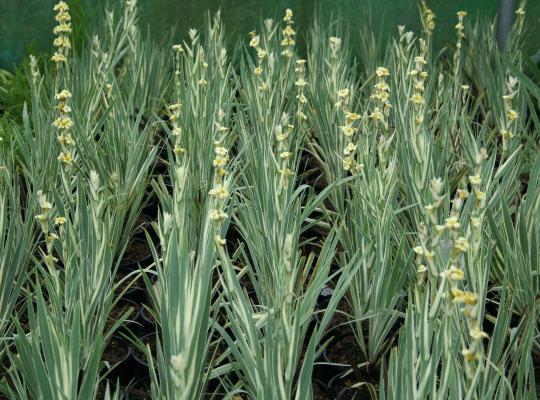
[275,114,295,186]
[209,109,230,247]
[453,283,488,364]
[169,44,186,160]
[336,88,362,173]
[51,1,72,65]
[172,44,183,89]
[249,31,267,77]
[452,11,467,78]
[514,1,526,35]
[500,76,519,151]
[281,9,295,58]
[408,40,428,121]
[53,89,75,167]
[451,283,488,371]
[415,164,489,372]
[369,66,391,128]
[35,191,65,269]
[198,48,208,86]
[414,176,474,276]
[467,148,488,256]
[421,2,436,34]
[455,11,467,43]
[169,102,186,160]
[294,59,308,122]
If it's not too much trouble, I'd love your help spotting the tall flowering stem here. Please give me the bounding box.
[168,45,187,165]
[51,1,72,66]
[51,1,76,203]
[500,75,519,153]
[281,9,295,59]
[336,88,361,174]
[209,109,230,247]
[453,11,467,75]
[421,2,435,37]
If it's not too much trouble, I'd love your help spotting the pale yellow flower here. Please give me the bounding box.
[209,185,229,199]
[209,209,227,221]
[54,216,67,225]
[340,125,357,137]
[279,151,291,159]
[470,326,488,340]
[410,93,425,105]
[376,67,390,77]
[53,1,69,12]
[56,89,72,101]
[279,167,294,177]
[345,112,361,123]
[51,52,67,63]
[337,88,350,98]
[282,25,296,37]
[462,348,478,362]
[169,103,182,111]
[446,265,465,281]
[469,175,481,186]
[296,94,307,104]
[343,142,357,156]
[57,152,74,165]
[369,107,384,121]
[53,117,73,130]
[53,36,71,48]
[445,216,460,230]
[214,235,226,246]
[53,23,72,34]
[283,9,293,23]
[173,145,186,156]
[507,109,519,121]
[454,237,470,252]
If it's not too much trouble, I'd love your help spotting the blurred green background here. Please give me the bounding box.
[1,0,539,70]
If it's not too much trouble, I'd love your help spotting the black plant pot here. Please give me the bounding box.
[138,305,157,335]
[313,356,347,386]
[312,378,330,399]
[316,286,335,311]
[95,378,125,400]
[115,271,146,302]
[124,377,151,400]
[108,297,144,335]
[102,335,134,384]
[133,213,157,243]
[119,238,153,272]
[131,332,157,370]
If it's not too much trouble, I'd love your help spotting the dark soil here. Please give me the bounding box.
[114,270,145,300]
[313,379,329,399]
[120,239,152,268]
[132,333,157,366]
[133,213,154,238]
[102,336,131,366]
[106,298,140,333]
